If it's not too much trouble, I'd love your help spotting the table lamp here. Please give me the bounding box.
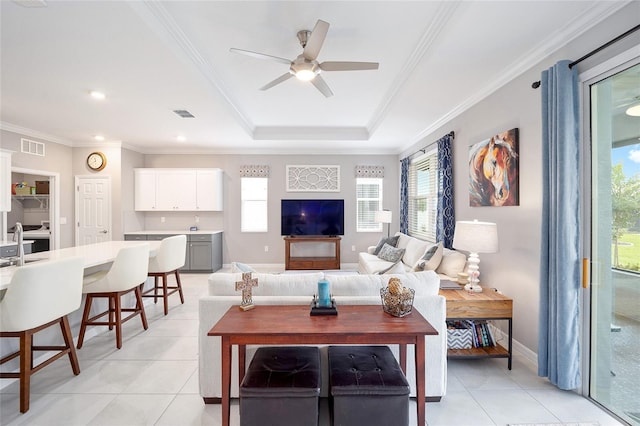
[374,210,392,238]
[452,220,498,292]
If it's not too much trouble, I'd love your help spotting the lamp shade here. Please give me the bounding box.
[452,220,499,253]
[374,210,392,224]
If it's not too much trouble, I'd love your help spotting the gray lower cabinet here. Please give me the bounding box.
[1,243,33,258]
[124,232,222,272]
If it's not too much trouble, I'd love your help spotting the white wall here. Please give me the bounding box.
[399,2,640,355]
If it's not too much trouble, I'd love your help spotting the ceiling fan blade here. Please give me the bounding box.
[260,73,294,91]
[230,48,291,65]
[319,61,379,71]
[310,74,334,98]
[302,19,329,61]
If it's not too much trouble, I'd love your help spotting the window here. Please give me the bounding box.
[241,177,268,232]
[356,178,383,232]
[408,150,437,242]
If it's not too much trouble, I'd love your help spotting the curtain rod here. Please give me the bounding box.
[402,131,455,161]
[531,24,640,89]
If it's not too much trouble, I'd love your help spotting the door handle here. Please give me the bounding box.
[100,230,108,234]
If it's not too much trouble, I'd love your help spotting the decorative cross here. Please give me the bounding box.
[235,272,258,311]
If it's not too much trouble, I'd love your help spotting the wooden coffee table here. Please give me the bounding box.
[208,304,438,426]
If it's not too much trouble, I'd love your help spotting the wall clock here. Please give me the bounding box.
[87,151,107,171]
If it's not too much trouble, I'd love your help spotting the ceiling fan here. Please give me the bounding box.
[230,19,379,97]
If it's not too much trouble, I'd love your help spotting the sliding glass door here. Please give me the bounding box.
[586,60,640,425]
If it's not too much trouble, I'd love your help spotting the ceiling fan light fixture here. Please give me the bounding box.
[295,69,317,81]
[626,104,640,117]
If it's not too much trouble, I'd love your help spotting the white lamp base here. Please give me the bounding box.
[464,283,483,293]
[465,252,483,293]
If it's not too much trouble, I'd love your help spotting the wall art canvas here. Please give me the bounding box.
[469,128,519,206]
[286,165,340,192]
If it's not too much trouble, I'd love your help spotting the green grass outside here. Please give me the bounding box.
[614,232,640,272]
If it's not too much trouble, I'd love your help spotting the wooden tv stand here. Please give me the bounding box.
[284,236,341,270]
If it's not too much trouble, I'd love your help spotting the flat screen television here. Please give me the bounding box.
[281,199,344,236]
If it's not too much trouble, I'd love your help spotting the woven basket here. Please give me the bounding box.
[380,287,415,317]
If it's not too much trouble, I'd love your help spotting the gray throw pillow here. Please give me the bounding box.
[373,235,400,255]
[377,243,406,263]
[413,243,440,271]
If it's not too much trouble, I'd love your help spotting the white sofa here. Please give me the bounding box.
[358,232,467,280]
[198,270,447,402]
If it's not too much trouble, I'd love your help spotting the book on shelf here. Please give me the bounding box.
[464,320,495,348]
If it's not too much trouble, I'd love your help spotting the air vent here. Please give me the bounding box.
[21,138,45,156]
[173,109,195,118]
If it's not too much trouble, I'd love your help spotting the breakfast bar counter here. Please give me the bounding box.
[0,240,161,289]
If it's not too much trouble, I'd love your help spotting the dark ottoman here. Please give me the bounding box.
[240,346,321,426]
[328,346,410,426]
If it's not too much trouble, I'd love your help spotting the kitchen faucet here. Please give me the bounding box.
[13,222,24,266]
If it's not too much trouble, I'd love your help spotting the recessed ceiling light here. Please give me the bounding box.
[89,90,106,100]
[94,135,105,141]
[176,135,186,142]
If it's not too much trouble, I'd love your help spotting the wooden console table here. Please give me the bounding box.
[208,305,438,426]
[439,288,513,369]
[284,236,340,270]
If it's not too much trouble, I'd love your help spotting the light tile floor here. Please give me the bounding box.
[0,273,625,426]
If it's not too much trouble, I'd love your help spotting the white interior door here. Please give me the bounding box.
[75,176,111,246]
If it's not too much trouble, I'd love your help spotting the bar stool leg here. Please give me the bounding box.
[19,331,32,413]
[114,294,122,349]
[60,316,80,375]
[162,273,169,315]
[77,295,93,349]
[175,270,184,304]
[135,286,149,330]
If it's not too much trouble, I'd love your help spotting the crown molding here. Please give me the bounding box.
[0,122,75,146]
[367,1,461,137]
[403,0,631,151]
[128,1,255,137]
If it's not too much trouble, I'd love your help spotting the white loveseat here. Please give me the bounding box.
[358,232,467,280]
[198,270,447,402]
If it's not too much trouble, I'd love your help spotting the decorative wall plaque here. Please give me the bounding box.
[286,165,340,192]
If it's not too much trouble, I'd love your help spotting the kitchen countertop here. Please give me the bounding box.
[124,230,223,235]
[0,240,35,248]
[7,230,51,239]
[1,240,161,289]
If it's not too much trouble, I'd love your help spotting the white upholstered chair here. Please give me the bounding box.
[142,235,186,315]
[0,257,85,413]
[77,243,149,349]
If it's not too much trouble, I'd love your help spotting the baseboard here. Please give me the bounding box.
[489,323,538,367]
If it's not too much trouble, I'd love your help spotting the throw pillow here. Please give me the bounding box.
[372,235,400,255]
[377,243,406,263]
[436,250,467,277]
[231,261,256,273]
[413,242,444,271]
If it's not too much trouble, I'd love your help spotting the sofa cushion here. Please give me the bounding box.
[377,244,405,263]
[325,270,439,297]
[436,249,467,277]
[372,235,400,255]
[208,272,324,297]
[231,261,256,273]
[402,237,430,268]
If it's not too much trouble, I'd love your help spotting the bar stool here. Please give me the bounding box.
[142,235,186,315]
[77,243,150,349]
[0,257,85,413]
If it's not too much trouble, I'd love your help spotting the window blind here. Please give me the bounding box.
[408,151,437,242]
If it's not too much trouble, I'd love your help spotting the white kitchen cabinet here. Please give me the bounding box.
[0,150,12,212]
[134,168,223,212]
[156,169,197,211]
[196,169,223,211]
[134,169,157,211]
